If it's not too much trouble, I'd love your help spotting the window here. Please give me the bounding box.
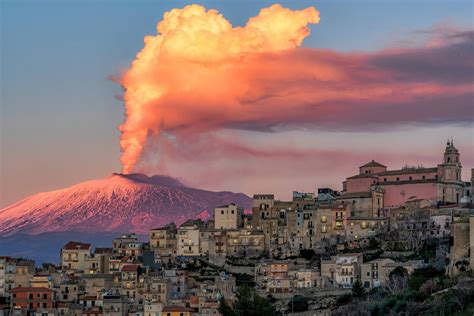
[422,175,425,179]
[231,210,234,214]
[409,176,412,180]
[221,210,224,215]
[321,215,327,223]
[396,177,400,181]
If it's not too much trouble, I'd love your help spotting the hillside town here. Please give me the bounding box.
[1,140,474,315]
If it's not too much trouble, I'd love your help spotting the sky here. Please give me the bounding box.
[1,0,473,207]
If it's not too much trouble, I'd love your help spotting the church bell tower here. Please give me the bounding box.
[438,139,463,204]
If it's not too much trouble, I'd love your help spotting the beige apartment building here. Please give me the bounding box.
[214,203,244,230]
[142,276,171,303]
[150,223,177,264]
[321,253,363,288]
[120,264,141,299]
[177,220,203,257]
[60,241,92,272]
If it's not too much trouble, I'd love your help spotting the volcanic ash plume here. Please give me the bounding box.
[118,4,320,173]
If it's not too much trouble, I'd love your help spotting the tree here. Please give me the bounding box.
[299,249,316,261]
[288,295,308,313]
[386,266,408,294]
[221,285,279,316]
[352,278,366,298]
[219,297,236,316]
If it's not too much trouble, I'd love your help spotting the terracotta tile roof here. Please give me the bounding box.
[121,264,140,272]
[94,248,113,254]
[162,305,194,312]
[378,167,437,176]
[63,241,91,250]
[347,174,378,180]
[10,287,53,293]
[360,160,386,168]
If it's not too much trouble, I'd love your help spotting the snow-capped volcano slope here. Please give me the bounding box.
[0,173,251,236]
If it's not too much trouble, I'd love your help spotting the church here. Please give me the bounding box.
[338,140,471,213]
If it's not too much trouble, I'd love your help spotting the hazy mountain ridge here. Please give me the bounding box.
[0,173,251,236]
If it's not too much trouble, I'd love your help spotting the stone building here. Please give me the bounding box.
[449,214,471,275]
[0,257,35,297]
[225,229,265,258]
[214,203,244,230]
[341,140,467,209]
[177,220,203,257]
[361,258,424,289]
[150,223,177,265]
[321,253,363,288]
[252,194,275,230]
[112,234,142,259]
[10,287,54,310]
[60,241,92,272]
[470,213,474,270]
[120,264,142,300]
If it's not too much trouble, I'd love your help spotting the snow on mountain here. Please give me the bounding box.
[0,173,251,236]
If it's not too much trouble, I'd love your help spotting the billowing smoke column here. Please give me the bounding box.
[119,4,320,173]
[119,4,473,175]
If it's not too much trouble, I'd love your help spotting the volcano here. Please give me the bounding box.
[0,173,251,236]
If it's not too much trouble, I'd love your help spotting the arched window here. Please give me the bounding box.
[447,157,451,163]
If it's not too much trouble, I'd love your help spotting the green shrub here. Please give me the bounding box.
[336,293,352,305]
[288,295,308,312]
[393,299,407,313]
